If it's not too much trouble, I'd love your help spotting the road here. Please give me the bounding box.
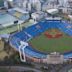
[59,64,72,72]
[0,66,42,72]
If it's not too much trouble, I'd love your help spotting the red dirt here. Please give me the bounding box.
[44,32,63,39]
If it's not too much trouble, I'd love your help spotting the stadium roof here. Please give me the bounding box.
[68,15,72,20]
[46,9,59,15]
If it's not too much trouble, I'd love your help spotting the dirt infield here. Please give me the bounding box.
[44,29,63,38]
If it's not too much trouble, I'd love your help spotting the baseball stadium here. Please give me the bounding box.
[9,19,72,63]
[0,0,72,64]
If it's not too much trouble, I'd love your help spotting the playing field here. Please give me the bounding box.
[29,29,72,53]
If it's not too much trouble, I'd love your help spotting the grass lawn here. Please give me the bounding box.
[29,32,72,53]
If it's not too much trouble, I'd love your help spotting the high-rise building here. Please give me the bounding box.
[67,0,72,14]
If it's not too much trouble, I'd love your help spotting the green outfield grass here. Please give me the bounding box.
[29,31,72,53]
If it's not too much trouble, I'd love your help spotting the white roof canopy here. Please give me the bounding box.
[68,15,72,20]
[31,13,39,20]
[46,9,59,15]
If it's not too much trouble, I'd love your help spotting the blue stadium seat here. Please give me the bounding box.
[10,20,72,59]
[25,46,47,59]
[64,52,72,59]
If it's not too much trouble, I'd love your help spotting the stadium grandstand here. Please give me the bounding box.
[0,7,30,34]
[9,20,72,64]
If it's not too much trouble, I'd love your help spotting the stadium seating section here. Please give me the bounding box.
[10,20,72,60]
[8,10,29,21]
